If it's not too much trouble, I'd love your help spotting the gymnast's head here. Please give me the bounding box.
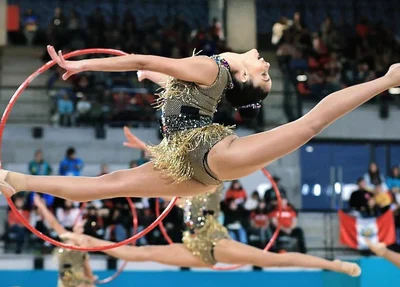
[223,49,271,119]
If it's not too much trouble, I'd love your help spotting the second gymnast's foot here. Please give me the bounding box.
[334,260,361,277]
[0,170,17,197]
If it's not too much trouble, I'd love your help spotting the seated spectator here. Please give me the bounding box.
[58,93,74,127]
[225,180,247,204]
[221,199,248,244]
[76,94,92,126]
[244,191,260,211]
[349,178,374,217]
[264,176,288,209]
[84,205,104,238]
[56,200,81,230]
[7,196,30,253]
[364,162,388,192]
[248,201,272,249]
[268,196,306,253]
[373,184,392,211]
[23,9,38,46]
[59,147,84,176]
[387,166,400,192]
[27,149,54,207]
[104,209,128,242]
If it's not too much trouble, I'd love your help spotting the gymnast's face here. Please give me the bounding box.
[240,49,272,92]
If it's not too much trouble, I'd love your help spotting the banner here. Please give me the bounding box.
[339,209,396,249]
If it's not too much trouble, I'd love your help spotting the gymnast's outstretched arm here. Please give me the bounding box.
[33,194,67,236]
[47,45,218,86]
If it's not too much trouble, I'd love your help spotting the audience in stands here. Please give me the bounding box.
[363,162,388,192]
[55,200,81,231]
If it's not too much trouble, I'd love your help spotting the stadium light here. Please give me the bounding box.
[313,184,321,196]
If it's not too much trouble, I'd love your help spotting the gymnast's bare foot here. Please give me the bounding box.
[0,170,16,197]
[334,260,361,277]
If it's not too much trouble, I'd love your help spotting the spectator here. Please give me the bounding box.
[272,17,289,46]
[104,209,128,242]
[244,191,260,211]
[28,149,52,176]
[225,180,247,204]
[58,93,74,127]
[349,177,373,216]
[7,196,30,253]
[23,9,38,46]
[268,196,306,253]
[248,201,272,249]
[264,176,288,209]
[59,147,84,176]
[76,94,92,126]
[364,162,387,191]
[84,205,104,238]
[387,166,400,191]
[221,199,248,244]
[56,200,81,230]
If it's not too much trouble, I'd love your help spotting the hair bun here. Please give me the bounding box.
[238,107,260,119]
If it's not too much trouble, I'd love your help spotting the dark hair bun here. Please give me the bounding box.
[238,107,260,119]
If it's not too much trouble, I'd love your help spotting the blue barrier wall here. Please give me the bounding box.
[0,258,397,287]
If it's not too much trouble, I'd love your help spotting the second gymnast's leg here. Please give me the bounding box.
[208,65,400,180]
[213,239,361,276]
[0,163,212,201]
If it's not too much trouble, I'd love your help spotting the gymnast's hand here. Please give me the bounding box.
[385,63,400,86]
[123,126,147,151]
[47,45,83,80]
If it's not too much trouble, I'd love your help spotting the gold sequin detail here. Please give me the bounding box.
[56,248,92,287]
[183,215,229,265]
[148,124,233,183]
[182,185,228,265]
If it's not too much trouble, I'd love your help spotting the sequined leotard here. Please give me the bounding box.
[56,246,93,287]
[148,55,235,185]
[182,184,229,264]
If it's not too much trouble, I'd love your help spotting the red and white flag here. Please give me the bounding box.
[338,210,396,250]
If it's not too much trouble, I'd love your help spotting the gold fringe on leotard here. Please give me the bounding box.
[147,124,234,184]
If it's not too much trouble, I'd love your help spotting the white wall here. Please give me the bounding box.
[226,0,257,51]
[0,0,7,46]
[303,104,400,140]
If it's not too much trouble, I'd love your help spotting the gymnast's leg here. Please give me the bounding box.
[64,233,209,268]
[213,239,361,276]
[0,163,211,201]
[368,241,400,268]
[208,65,400,180]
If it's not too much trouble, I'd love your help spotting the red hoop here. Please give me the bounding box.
[0,48,178,251]
[156,168,282,271]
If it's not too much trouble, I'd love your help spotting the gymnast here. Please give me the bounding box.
[1,46,400,205]
[59,180,360,276]
[33,195,96,287]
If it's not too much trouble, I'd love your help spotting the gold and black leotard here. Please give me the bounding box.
[148,55,235,185]
[182,184,230,264]
[56,246,92,287]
